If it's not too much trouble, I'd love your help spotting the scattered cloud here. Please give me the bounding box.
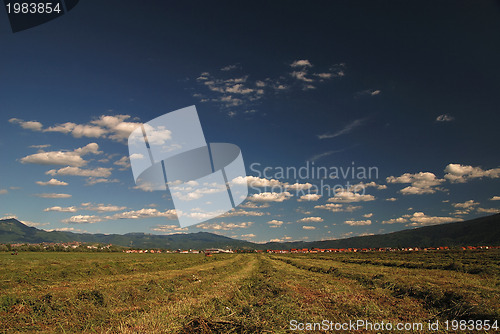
[318,118,367,140]
[114,156,131,170]
[36,178,68,186]
[444,164,500,183]
[302,225,316,230]
[385,197,397,202]
[297,194,322,202]
[327,191,375,203]
[297,216,324,223]
[197,221,253,231]
[267,219,284,227]
[20,143,102,167]
[436,114,454,122]
[62,215,103,224]
[9,118,43,131]
[106,208,177,220]
[44,206,78,212]
[248,191,293,202]
[490,196,500,201]
[387,172,445,195]
[383,212,461,227]
[476,207,500,214]
[363,213,373,218]
[34,193,72,198]
[47,166,113,178]
[151,224,188,233]
[344,219,371,226]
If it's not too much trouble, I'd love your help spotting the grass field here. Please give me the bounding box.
[0,250,499,333]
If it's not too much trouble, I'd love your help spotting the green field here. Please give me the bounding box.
[0,250,499,333]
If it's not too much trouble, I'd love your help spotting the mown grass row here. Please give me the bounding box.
[270,254,500,321]
[291,249,500,276]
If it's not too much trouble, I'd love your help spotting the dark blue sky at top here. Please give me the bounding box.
[0,1,499,241]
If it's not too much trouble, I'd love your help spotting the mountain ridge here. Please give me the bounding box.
[0,213,499,249]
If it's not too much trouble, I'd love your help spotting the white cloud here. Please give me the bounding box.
[327,191,375,203]
[86,178,119,185]
[241,233,256,238]
[382,217,408,224]
[34,193,72,198]
[297,194,322,201]
[297,217,324,223]
[314,203,344,212]
[267,219,284,227]
[44,206,77,212]
[363,213,373,218]
[83,203,127,212]
[318,118,367,140]
[130,153,144,160]
[20,143,101,167]
[197,221,253,231]
[302,225,316,230]
[36,178,68,186]
[436,114,454,122]
[444,164,500,183]
[9,118,43,131]
[290,60,312,68]
[62,215,103,224]
[114,156,131,170]
[452,200,479,209]
[220,209,267,217]
[151,224,188,232]
[232,176,283,188]
[344,219,371,226]
[249,191,293,202]
[476,207,500,214]
[47,166,113,178]
[385,197,397,201]
[490,196,500,201]
[348,181,387,192]
[285,182,313,191]
[221,64,239,71]
[387,172,445,195]
[406,212,461,226]
[106,208,177,220]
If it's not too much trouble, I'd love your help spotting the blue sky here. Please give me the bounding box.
[1,1,499,243]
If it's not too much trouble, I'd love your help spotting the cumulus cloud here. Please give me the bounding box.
[387,172,445,195]
[302,226,316,230]
[363,213,373,218]
[314,203,344,212]
[150,224,188,233]
[47,166,113,178]
[220,209,267,217]
[267,219,284,227]
[114,156,131,170]
[290,60,312,68]
[249,191,293,202]
[9,118,43,131]
[344,219,371,226]
[318,118,367,140]
[297,217,324,223]
[20,143,101,167]
[82,203,127,212]
[106,208,177,220]
[36,178,68,186]
[297,194,322,201]
[44,206,77,212]
[490,196,500,201]
[62,215,103,224]
[383,212,461,227]
[436,114,454,122]
[444,164,500,183]
[196,221,253,231]
[327,191,375,203]
[385,197,397,201]
[34,193,72,198]
[476,207,500,214]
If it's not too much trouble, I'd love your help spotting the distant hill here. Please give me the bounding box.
[0,214,499,249]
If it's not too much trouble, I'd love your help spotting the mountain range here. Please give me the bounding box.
[0,213,499,250]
